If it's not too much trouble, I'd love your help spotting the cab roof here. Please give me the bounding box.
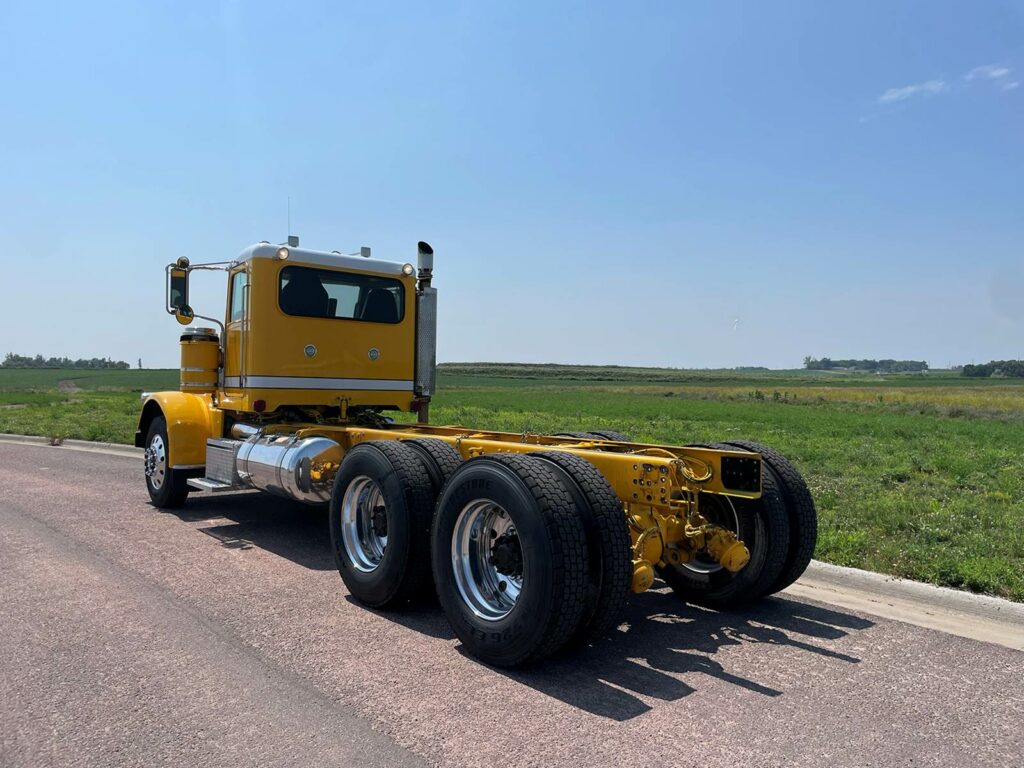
[232,242,410,277]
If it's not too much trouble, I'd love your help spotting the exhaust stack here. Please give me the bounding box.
[415,241,437,424]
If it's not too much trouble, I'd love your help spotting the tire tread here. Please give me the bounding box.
[484,454,589,663]
[532,451,631,646]
[333,440,437,607]
[402,437,462,492]
[724,440,817,594]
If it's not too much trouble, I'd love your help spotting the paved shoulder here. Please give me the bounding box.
[0,476,424,768]
[1,442,1022,768]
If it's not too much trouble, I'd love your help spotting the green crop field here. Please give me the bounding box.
[2,363,1022,601]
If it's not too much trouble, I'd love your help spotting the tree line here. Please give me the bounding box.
[960,360,1024,378]
[803,357,929,373]
[2,353,131,369]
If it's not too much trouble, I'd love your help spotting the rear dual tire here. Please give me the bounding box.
[723,440,817,595]
[658,441,816,607]
[329,441,438,608]
[658,453,789,607]
[430,454,592,667]
[330,439,461,609]
[332,436,815,663]
[530,451,632,648]
[334,442,630,666]
[401,437,462,493]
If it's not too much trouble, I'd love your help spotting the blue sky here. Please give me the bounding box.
[1,1,1021,368]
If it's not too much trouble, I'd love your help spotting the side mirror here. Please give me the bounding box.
[166,259,193,324]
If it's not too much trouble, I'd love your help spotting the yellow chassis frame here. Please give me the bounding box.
[138,392,761,593]
[280,422,761,592]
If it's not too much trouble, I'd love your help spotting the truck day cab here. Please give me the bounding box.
[138,238,817,667]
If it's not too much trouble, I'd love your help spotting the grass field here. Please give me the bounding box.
[2,364,1022,601]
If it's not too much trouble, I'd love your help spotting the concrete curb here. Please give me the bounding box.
[1,433,1021,649]
[788,561,1024,651]
[800,560,1024,623]
[0,433,142,458]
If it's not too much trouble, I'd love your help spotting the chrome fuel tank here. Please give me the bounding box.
[235,434,342,504]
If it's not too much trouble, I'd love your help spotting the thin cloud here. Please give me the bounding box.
[964,64,1017,92]
[877,79,947,104]
[965,64,1011,81]
[873,65,1017,113]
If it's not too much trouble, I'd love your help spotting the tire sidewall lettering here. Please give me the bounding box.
[433,461,556,659]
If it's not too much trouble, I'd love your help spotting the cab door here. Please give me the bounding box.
[222,268,249,389]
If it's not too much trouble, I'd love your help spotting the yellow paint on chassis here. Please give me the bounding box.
[267,422,760,589]
[139,386,760,593]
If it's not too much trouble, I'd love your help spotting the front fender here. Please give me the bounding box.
[136,391,221,468]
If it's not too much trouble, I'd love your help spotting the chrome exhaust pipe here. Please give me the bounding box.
[230,422,260,439]
[235,434,342,504]
[415,241,436,424]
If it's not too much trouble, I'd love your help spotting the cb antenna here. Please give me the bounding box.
[285,197,299,247]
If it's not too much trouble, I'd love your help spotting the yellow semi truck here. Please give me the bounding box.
[138,238,817,667]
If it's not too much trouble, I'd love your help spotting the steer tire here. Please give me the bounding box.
[658,443,790,607]
[330,441,436,608]
[722,440,818,595]
[431,453,589,667]
[144,416,190,509]
[402,438,462,493]
[532,451,632,647]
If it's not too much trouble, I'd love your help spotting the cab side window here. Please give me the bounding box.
[229,271,248,322]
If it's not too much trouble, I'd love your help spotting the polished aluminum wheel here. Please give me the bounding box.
[340,475,388,572]
[144,434,167,490]
[451,500,523,621]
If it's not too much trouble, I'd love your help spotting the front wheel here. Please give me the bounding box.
[144,416,191,508]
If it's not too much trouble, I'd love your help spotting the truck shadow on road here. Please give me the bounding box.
[160,495,875,721]
[365,582,876,721]
[493,591,874,720]
[161,494,336,572]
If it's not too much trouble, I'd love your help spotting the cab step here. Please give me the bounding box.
[186,477,242,493]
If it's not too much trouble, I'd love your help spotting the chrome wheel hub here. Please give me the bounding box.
[144,434,167,490]
[452,500,523,621]
[340,476,388,573]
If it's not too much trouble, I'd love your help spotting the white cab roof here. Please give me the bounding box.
[232,242,410,276]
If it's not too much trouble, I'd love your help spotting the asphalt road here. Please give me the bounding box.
[1,442,1022,768]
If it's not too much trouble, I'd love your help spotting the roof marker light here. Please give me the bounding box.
[276,247,289,260]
